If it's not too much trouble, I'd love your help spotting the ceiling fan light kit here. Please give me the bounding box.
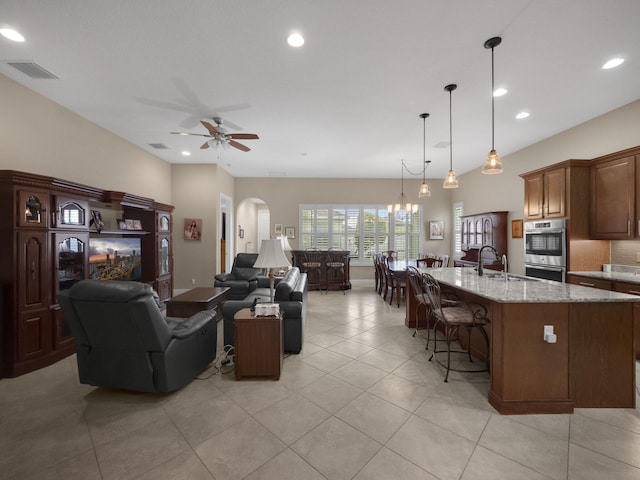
[482,36,504,175]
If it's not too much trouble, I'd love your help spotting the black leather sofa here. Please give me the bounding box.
[222,267,307,353]
[58,280,217,392]
[214,253,268,300]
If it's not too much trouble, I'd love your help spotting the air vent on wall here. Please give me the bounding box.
[148,143,169,150]
[7,62,58,79]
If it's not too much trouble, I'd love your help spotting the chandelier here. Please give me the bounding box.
[388,160,418,218]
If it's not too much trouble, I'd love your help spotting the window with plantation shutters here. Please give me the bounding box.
[300,205,421,265]
[453,201,464,259]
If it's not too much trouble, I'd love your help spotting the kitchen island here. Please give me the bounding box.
[420,267,638,414]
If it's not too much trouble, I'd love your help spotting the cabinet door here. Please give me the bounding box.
[482,217,494,247]
[474,219,483,246]
[53,232,88,297]
[17,190,49,228]
[158,235,171,276]
[566,274,612,290]
[544,168,566,218]
[17,230,49,310]
[54,196,89,229]
[590,156,635,239]
[524,173,544,220]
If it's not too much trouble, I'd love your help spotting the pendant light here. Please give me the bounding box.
[482,36,503,174]
[388,160,416,218]
[418,113,432,198]
[443,84,459,189]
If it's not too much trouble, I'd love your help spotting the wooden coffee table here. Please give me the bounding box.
[165,287,229,320]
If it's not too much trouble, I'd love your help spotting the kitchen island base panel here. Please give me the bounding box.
[569,302,636,408]
[488,393,574,415]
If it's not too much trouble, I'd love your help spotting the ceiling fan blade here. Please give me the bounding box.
[170,132,212,137]
[228,133,259,140]
[229,140,251,152]
[200,120,221,136]
[200,141,210,149]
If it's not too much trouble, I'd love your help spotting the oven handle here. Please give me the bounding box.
[524,229,565,234]
[525,263,565,272]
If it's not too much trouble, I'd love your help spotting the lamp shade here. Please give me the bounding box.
[277,235,292,252]
[253,239,291,269]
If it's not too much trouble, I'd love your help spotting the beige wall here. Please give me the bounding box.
[0,74,171,202]
[4,70,639,286]
[232,178,453,279]
[171,164,235,289]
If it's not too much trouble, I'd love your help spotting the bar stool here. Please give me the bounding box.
[302,249,325,293]
[326,249,347,294]
[422,273,490,382]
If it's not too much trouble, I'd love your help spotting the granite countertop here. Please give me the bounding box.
[567,270,640,285]
[421,267,640,304]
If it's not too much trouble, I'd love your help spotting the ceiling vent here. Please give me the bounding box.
[7,62,58,79]
[148,143,169,150]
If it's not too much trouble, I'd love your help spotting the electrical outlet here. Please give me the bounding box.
[636,252,640,262]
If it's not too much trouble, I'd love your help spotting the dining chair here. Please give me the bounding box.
[422,273,490,382]
[416,257,442,268]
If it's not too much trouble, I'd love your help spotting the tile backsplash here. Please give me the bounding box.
[610,240,640,266]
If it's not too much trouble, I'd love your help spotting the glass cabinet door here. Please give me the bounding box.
[159,236,170,275]
[56,197,88,228]
[55,233,88,294]
[18,190,49,227]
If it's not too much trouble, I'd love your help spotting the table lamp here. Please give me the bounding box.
[253,239,291,303]
[276,234,293,272]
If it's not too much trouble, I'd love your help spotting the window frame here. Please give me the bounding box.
[299,204,422,266]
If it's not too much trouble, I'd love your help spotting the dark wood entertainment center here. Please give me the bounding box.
[0,170,174,378]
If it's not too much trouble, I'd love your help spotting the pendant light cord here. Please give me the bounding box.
[422,115,426,182]
[491,45,495,151]
[449,88,453,170]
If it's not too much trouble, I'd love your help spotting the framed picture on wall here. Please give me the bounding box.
[285,227,295,239]
[511,219,523,238]
[184,218,202,240]
[274,224,283,235]
[429,220,444,240]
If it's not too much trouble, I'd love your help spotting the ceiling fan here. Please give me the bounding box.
[171,117,259,152]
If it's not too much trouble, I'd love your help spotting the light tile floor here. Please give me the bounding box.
[1,285,639,479]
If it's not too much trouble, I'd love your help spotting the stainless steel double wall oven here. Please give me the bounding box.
[524,218,567,282]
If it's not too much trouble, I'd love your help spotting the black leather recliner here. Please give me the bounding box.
[57,280,217,393]
[214,253,267,300]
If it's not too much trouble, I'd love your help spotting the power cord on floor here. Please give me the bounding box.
[196,344,235,379]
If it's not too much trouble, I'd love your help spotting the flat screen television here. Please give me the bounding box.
[89,237,142,281]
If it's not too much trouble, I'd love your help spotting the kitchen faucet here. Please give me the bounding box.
[477,244,499,276]
[502,254,508,280]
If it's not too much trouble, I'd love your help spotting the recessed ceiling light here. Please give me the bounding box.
[287,32,304,47]
[181,151,191,156]
[602,57,624,69]
[515,112,530,119]
[493,88,508,97]
[0,28,25,42]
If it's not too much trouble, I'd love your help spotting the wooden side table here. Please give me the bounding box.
[234,308,283,380]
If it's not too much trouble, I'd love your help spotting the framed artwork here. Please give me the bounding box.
[90,210,105,232]
[274,223,283,235]
[131,219,143,230]
[285,227,295,239]
[184,218,202,240]
[512,219,523,238]
[125,219,135,230]
[117,218,127,230]
[429,220,444,240]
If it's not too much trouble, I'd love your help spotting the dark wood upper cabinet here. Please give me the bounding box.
[590,155,637,239]
[522,167,565,220]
